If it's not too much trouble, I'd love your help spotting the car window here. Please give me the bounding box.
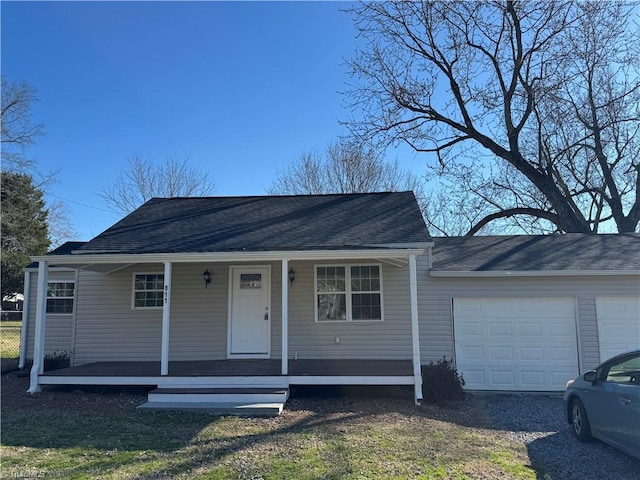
[604,354,640,384]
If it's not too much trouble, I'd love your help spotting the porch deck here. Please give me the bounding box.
[39,359,415,387]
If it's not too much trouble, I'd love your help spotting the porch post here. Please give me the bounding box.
[28,261,48,393]
[18,270,31,369]
[281,259,289,375]
[409,254,423,405]
[160,261,172,376]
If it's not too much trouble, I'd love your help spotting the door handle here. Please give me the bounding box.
[619,396,632,406]
[264,313,269,321]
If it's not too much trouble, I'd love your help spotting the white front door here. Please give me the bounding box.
[229,266,271,357]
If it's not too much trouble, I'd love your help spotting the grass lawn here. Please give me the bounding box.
[0,373,538,480]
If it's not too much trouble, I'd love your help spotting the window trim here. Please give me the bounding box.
[131,272,165,310]
[314,263,384,323]
[46,281,75,315]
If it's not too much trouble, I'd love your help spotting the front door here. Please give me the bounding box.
[229,266,270,357]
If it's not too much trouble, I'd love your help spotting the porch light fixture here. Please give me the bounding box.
[288,267,295,286]
[203,269,212,288]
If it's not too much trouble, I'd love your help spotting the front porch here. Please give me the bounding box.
[39,359,415,388]
[38,359,416,415]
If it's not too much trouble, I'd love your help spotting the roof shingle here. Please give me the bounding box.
[75,192,431,254]
[431,234,640,272]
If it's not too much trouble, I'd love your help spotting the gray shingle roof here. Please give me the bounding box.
[431,234,640,272]
[75,192,431,254]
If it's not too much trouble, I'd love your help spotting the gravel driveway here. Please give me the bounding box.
[477,393,639,480]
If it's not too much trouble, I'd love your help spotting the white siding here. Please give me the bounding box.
[167,264,228,360]
[74,267,164,364]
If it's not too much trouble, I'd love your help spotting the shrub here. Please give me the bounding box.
[422,356,465,404]
[44,350,71,372]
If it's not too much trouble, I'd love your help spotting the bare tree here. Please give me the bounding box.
[1,77,44,172]
[269,140,425,201]
[345,1,640,234]
[1,77,77,245]
[99,155,215,215]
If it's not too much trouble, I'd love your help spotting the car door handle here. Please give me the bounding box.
[619,396,632,406]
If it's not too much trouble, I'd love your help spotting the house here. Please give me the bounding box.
[20,192,640,411]
[21,192,431,411]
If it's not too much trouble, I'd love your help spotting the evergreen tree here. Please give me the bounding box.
[1,172,50,299]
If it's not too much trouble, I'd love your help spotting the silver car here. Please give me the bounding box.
[563,349,640,459]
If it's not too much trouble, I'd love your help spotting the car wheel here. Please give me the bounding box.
[571,398,593,442]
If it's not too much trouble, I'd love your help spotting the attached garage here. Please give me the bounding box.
[453,297,579,391]
[596,296,640,361]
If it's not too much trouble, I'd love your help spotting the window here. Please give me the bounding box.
[603,353,640,384]
[240,273,262,289]
[133,273,164,309]
[316,266,347,321]
[46,282,75,314]
[315,265,383,322]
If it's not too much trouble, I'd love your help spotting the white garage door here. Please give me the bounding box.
[453,297,579,391]
[596,296,640,361]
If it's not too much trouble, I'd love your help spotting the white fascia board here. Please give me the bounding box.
[31,248,428,266]
[365,242,433,249]
[24,266,77,273]
[430,269,640,277]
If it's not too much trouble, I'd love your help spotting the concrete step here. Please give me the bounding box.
[137,401,284,416]
[147,387,289,404]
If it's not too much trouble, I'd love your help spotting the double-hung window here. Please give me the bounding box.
[315,265,383,322]
[46,282,75,314]
[132,273,164,309]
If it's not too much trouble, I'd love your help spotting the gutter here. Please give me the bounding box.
[429,269,640,277]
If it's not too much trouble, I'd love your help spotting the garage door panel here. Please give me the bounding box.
[457,322,483,336]
[541,298,576,315]
[596,296,640,361]
[454,297,579,391]
[520,370,545,387]
[490,346,514,361]
[491,370,516,387]
[514,299,542,314]
[462,369,486,386]
[457,345,484,362]
[548,322,577,338]
[551,369,578,387]
[488,322,513,336]
[550,346,578,363]
[520,346,543,361]
[519,323,542,336]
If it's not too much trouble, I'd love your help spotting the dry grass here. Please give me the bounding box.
[0,374,539,480]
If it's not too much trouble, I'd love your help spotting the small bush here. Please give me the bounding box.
[422,356,465,404]
[44,350,71,372]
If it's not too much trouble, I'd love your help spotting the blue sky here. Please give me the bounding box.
[2,1,423,241]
